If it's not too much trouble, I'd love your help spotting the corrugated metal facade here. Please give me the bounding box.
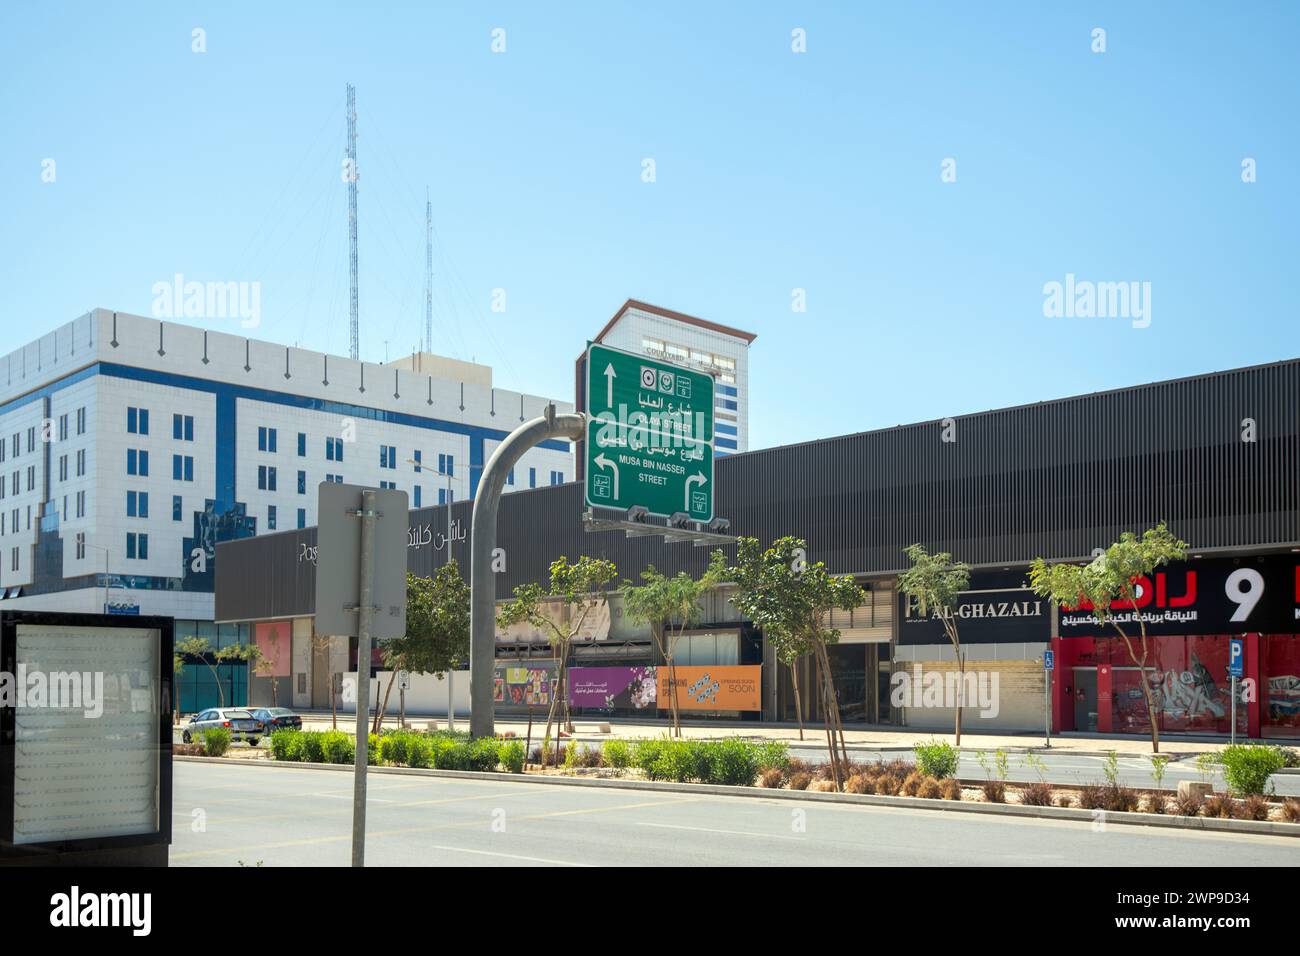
[216,357,1300,622]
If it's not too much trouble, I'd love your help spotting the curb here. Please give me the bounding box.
[175,756,1300,839]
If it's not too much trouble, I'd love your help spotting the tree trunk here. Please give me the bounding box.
[270,677,278,708]
[790,660,805,740]
[668,656,681,738]
[1113,618,1161,754]
[813,651,841,790]
[955,653,965,747]
[816,642,850,769]
[372,669,397,735]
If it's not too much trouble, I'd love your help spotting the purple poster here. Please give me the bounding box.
[568,666,658,709]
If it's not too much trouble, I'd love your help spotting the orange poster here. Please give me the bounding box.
[657,665,762,711]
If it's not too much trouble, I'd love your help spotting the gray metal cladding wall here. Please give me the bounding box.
[215,358,1300,622]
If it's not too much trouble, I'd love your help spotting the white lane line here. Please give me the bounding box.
[308,791,394,802]
[414,844,591,866]
[635,821,803,841]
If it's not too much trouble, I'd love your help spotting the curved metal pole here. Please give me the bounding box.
[470,406,585,738]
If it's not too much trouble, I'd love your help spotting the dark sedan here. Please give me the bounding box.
[249,707,302,737]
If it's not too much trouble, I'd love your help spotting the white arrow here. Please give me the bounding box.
[603,363,616,408]
[685,471,706,510]
[594,453,619,498]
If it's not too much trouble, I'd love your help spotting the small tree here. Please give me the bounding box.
[373,565,470,734]
[243,643,275,707]
[497,555,618,758]
[173,652,186,723]
[728,536,865,790]
[1029,523,1187,754]
[621,551,728,737]
[176,637,255,708]
[897,544,972,745]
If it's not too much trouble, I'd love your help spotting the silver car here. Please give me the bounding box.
[183,707,265,746]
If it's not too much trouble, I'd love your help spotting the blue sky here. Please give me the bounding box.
[2,2,1296,450]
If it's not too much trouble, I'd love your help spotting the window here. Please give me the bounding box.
[413,486,421,508]
[173,414,194,441]
[173,495,182,521]
[76,408,86,434]
[380,445,396,469]
[267,505,277,530]
[507,468,514,486]
[326,473,342,484]
[128,449,148,476]
[10,509,17,532]
[297,470,306,494]
[127,407,149,435]
[173,455,194,481]
[58,454,67,482]
[297,432,306,457]
[58,414,68,441]
[126,491,137,517]
[127,532,147,560]
[27,426,36,453]
[76,449,85,477]
[76,491,85,518]
[297,508,306,529]
[529,467,536,488]
[437,453,455,477]
[75,532,85,560]
[10,434,17,458]
[0,440,5,463]
[258,465,277,491]
[11,547,17,571]
[439,488,453,505]
[413,450,422,472]
[326,437,343,462]
[26,466,35,491]
[258,426,277,452]
[550,470,564,485]
[10,472,16,496]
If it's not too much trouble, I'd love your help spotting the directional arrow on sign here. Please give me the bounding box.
[603,363,616,408]
[594,453,619,498]
[685,471,706,510]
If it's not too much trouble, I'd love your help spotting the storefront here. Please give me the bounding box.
[1051,553,1300,739]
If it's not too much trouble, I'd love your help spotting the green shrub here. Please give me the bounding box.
[498,739,525,774]
[269,729,297,761]
[1219,744,1285,796]
[704,738,760,787]
[382,733,409,765]
[649,739,708,782]
[368,733,381,765]
[407,736,432,769]
[913,739,959,780]
[632,738,667,775]
[200,726,232,757]
[469,737,502,772]
[433,738,471,771]
[602,738,631,769]
[321,730,355,765]
[754,740,790,772]
[1272,746,1300,769]
[299,731,326,763]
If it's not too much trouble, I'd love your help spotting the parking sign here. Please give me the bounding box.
[1228,638,1244,677]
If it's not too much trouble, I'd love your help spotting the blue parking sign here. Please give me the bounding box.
[1043,650,1054,671]
[1228,638,1244,678]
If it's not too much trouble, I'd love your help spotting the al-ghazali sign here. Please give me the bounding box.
[899,572,1049,646]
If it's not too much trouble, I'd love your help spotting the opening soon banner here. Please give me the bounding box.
[568,665,762,711]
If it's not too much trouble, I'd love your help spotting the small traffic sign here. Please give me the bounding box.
[1228,638,1244,678]
[1043,650,1055,671]
[398,669,411,691]
[584,342,715,521]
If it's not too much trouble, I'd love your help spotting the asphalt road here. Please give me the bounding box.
[786,745,1300,796]
[170,762,1299,867]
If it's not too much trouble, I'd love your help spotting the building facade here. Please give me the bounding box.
[215,354,1300,739]
[0,309,573,644]
[574,300,755,479]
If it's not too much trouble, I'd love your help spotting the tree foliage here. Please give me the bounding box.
[898,544,972,744]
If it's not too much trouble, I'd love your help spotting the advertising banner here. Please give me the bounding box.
[657,665,762,711]
[492,664,554,708]
[568,666,658,709]
[254,621,292,677]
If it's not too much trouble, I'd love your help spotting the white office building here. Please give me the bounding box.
[0,309,573,627]
[576,299,755,461]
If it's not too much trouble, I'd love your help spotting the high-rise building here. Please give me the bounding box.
[574,299,755,479]
[0,309,573,627]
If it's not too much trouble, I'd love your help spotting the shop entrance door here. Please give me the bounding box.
[1073,668,1098,732]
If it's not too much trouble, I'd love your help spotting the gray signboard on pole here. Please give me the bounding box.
[314,482,409,639]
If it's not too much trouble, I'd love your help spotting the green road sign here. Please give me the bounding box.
[584,342,715,521]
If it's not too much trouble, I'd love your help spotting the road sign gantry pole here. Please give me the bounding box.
[469,405,586,739]
[351,489,378,867]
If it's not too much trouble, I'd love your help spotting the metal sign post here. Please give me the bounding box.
[315,482,408,868]
[1043,649,1054,748]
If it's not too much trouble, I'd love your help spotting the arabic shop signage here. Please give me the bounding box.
[899,573,1050,646]
[297,519,467,565]
[1057,554,1300,637]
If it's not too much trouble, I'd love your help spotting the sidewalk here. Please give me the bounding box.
[292,709,1265,759]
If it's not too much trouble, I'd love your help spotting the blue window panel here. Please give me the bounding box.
[184,456,194,482]
[126,533,136,560]
[437,453,445,474]
[297,470,306,494]
[139,534,148,560]
[297,508,306,529]
[174,414,183,440]
[414,486,421,508]
[446,455,454,477]
[718,399,738,411]
[267,505,277,530]
[127,407,137,433]
[715,437,738,450]
[258,427,266,451]
[297,432,307,456]
[173,454,182,480]
[173,495,182,521]
[126,491,137,517]
[140,450,149,476]
[413,449,422,472]
[717,384,738,397]
[269,429,277,453]
[438,488,445,506]
[507,469,514,486]
[139,492,149,518]
[529,467,536,488]
[716,423,738,436]
[128,449,138,475]
[140,409,149,435]
[185,416,194,441]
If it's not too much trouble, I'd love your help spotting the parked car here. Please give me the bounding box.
[183,708,265,746]
[248,707,302,737]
